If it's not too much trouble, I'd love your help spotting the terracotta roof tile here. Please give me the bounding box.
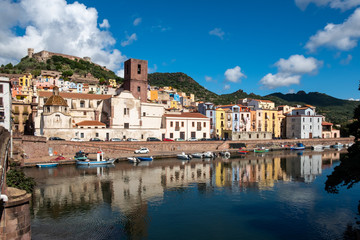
[76,120,106,126]
[44,95,68,106]
[322,121,333,126]
[39,91,112,100]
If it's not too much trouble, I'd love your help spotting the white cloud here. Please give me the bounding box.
[116,69,124,78]
[349,98,360,101]
[288,89,296,93]
[295,0,360,11]
[224,66,246,83]
[340,54,353,64]
[151,25,171,32]
[224,84,231,90]
[148,64,158,73]
[306,8,360,52]
[0,0,126,72]
[205,76,213,82]
[259,54,322,89]
[99,19,110,28]
[133,17,142,26]
[209,28,225,39]
[260,73,301,89]
[121,33,137,47]
[275,54,323,74]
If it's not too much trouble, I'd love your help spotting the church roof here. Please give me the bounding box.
[44,94,68,107]
[75,120,106,126]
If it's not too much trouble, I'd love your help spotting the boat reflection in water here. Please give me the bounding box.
[26,150,352,240]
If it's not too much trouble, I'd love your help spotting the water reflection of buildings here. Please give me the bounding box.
[29,150,343,238]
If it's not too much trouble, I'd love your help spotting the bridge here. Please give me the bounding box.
[0,126,31,239]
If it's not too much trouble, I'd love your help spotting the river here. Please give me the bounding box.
[24,149,360,240]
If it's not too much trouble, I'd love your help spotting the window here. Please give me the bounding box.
[0,84,3,93]
[137,64,141,74]
[192,122,195,127]
[203,133,206,138]
[55,114,60,122]
[170,121,173,127]
[124,123,129,129]
[0,97,2,107]
[124,108,129,115]
[143,112,146,116]
[170,133,173,138]
[80,101,85,108]
[318,118,320,123]
[197,122,201,131]
[264,134,266,138]
[96,133,99,137]
[257,134,259,138]
[83,111,86,116]
[310,118,312,122]
[181,122,184,127]
[191,132,195,138]
[203,122,206,127]
[0,111,4,122]
[80,133,84,138]
[272,113,275,119]
[210,111,212,117]
[137,86,141,92]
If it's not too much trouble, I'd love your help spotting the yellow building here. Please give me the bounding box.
[215,108,225,138]
[149,90,159,101]
[261,109,280,138]
[170,100,179,109]
[108,79,117,88]
[19,73,32,87]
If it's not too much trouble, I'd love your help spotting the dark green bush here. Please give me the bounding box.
[6,169,36,193]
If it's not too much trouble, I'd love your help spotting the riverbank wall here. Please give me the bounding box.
[13,135,354,166]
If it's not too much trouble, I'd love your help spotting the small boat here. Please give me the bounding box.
[127,157,140,163]
[76,158,116,165]
[238,150,249,154]
[74,150,88,160]
[219,151,231,158]
[291,143,305,150]
[52,156,66,161]
[203,151,214,158]
[36,163,59,168]
[76,164,115,169]
[191,153,204,158]
[311,145,323,151]
[254,147,269,153]
[331,143,343,149]
[137,156,153,161]
[323,145,331,149]
[177,152,192,160]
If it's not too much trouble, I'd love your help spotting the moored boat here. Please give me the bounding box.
[311,145,323,151]
[75,150,115,165]
[291,143,305,150]
[177,152,192,160]
[36,163,59,168]
[137,156,153,161]
[191,153,204,158]
[331,142,343,149]
[219,151,231,158]
[238,150,250,154]
[254,147,269,153]
[203,151,214,158]
[127,157,140,163]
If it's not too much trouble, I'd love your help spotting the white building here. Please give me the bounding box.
[162,112,210,140]
[286,106,322,139]
[0,76,11,131]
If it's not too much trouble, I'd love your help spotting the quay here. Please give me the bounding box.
[13,135,354,167]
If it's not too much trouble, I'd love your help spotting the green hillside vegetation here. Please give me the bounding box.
[0,55,122,82]
[148,72,218,102]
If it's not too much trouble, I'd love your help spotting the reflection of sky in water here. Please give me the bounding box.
[25,151,360,240]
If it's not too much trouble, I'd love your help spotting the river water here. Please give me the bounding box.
[24,149,360,240]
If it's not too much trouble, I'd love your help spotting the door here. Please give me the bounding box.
[309,132,312,139]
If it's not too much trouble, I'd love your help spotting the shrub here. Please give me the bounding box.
[6,169,36,193]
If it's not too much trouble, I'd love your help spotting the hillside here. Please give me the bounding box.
[148,72,219,102]
[0,55,122,82]
[1,54,357,124]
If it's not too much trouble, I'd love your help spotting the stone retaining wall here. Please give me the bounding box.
[14,135,355,160]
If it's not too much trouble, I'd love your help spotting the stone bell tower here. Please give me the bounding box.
[123,58,148,102]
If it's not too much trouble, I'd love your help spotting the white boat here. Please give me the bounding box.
[219,151,231,158]
[191,153,204,158]
[323,145,331,149]
[311,145,323,151]
[203,151,214,158]
[331,143,343,149]
[177,152,192,160]
[76,150,115,165]
[127,157,140,163]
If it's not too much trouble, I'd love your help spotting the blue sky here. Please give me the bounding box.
[1,0,360,100]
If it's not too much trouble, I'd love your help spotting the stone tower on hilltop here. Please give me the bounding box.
[123,58,148,102]
[28,48,34,58]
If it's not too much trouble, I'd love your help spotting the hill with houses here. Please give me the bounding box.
[1,52,358,125]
